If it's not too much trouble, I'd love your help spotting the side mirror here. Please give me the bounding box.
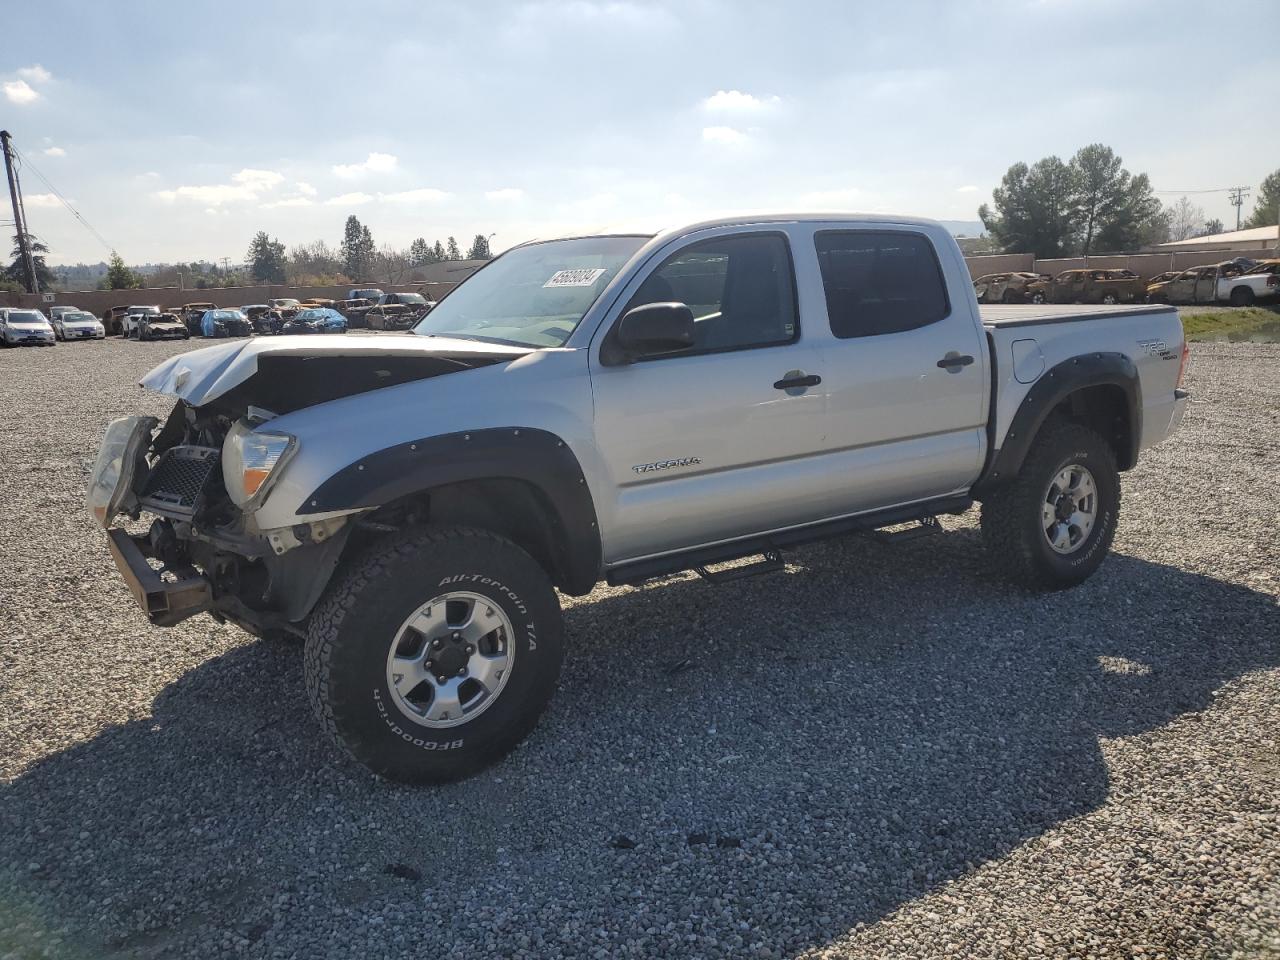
[613,302,695,361]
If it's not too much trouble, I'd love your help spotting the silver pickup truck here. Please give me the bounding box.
[87,214,1190,783]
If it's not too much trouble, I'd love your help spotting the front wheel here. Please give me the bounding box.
[1030,291,1046,304]
[1101,293,1118,305]
[304,526,564,783]
[980,422,1120,590]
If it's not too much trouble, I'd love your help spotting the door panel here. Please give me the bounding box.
[590,230,827,563]
[812,230,987,517]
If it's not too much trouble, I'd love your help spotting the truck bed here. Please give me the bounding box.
[979,303,1178,328]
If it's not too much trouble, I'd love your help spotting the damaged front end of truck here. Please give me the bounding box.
[86,337,527,636]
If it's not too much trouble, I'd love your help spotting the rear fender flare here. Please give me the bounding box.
[975,352,1141,496]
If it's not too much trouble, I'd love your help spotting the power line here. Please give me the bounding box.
[10,144,115,254]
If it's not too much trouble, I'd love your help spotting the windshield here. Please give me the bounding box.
[1244,261,1279,276]
[130,305,161,314]
[296,309,336,321]
[8,311,46,324]
[413,236,647,347]
[210,310,246,320]
[394,293,428,305]
[352,289,383,299]
[65,312,97,323]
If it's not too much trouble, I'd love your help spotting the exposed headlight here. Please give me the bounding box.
[86,416,158,527]
[222,420,297,508]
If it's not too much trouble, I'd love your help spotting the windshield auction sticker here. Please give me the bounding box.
[543,268,607,288]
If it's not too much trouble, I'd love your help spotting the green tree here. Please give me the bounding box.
[340,215,376,279]
[1068,144,1128,256]
[5,233,58,290]
[246,231,287,283]
[408,237,431,266]
[465,233,492,260]
[1203,218,1224,236]
[979,156,1078,258]
[431,240,446,263]
[445,236,461,261]
[1093,173,1168,252]
[104,251,141,290]
[1244,169,1280,228]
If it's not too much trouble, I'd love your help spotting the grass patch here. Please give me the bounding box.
[1181,307,1280,340]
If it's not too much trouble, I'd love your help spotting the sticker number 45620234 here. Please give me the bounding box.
[543,268,606,288]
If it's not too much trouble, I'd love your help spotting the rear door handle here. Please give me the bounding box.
[936,353,974,369]
[773,373,822,390]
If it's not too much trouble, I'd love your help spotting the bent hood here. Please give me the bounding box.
[140,333,531,411]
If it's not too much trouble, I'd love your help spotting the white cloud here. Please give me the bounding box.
[485,188,524,202]
[232,168,285,190]
[331,152,398,179]
[380,187,449,204]
[3,80,39,105]
[42,146,66,157]
[17,65,52,83]
[702,125,748,145]
[295,181,317,197]
[154,168,285,206]
[261,197,314,209]
[25,193,61,208]
[324,192,373,206]
[798,188,865,207]
[703,89,779,112]
[956,184,980,193]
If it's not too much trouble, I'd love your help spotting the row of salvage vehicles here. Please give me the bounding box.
[974,257,1280,307]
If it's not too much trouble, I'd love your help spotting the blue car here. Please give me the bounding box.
[201,308,253,338]
[280,307,348,334]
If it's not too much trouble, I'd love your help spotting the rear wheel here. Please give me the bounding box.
[1101,293,1118,305]
[1229,286,1254,307]
[981,421,1120,590]
[1030,291,1046,304]
[304,526,564,783]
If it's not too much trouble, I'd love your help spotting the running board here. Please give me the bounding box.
[694,550,784,584]
[606,495,972,587]
[870,515,941,544]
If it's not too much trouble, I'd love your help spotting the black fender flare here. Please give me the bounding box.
[299,427,602,594]
[974,352,1141,497]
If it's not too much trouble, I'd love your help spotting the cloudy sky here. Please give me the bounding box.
[3,0,1278,265]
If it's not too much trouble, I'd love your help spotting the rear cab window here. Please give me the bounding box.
[813,230,949,339]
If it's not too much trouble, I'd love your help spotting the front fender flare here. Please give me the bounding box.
[298,427,601,593]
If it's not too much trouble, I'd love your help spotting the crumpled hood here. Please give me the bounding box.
[140,333,531,407]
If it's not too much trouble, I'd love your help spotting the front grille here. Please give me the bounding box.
[139,446,221,518]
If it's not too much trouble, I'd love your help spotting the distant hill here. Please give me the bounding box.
[939,220,985,238]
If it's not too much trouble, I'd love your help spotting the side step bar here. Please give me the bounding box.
[607,495,970,587]
[694,549,784,584]
[870,515,940,545]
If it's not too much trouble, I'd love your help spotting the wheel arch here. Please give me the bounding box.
[975,352,1140,497]
[298,427,602,596]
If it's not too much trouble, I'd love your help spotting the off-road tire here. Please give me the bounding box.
[1228,286,1254,307]
[980,421,1120,590]
[304,526,564,784]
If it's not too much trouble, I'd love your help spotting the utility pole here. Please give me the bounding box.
[1228,186,1251,232]
[1,130,40,294]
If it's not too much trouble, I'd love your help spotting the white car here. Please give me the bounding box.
[121,305,162,339]
[51,309,106,341]
[0,308,56,346]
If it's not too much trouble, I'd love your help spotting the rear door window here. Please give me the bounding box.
[814,231,950,339]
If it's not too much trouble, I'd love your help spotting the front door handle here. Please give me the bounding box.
[936,353,974,369]
[773,373,822,390]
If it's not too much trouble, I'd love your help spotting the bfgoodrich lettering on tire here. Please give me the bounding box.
[304,526,564,783]
[980,421,1120,590]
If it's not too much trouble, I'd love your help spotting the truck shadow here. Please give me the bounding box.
[1,530,1277,957]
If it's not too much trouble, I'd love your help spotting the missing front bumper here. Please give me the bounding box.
[106,528,212,627]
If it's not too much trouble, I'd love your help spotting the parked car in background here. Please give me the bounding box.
[300,298,337,309]
[280,306,347,334]
[49,305,84,323]
[1223,259,1280,305]
[1145,271,1180,289]
[178,302,218,335]
[1026,269,1145,305]
[0,308,56,346]
[378,291,434,312]
[102,305,133,336]
[200,308,253,338]
[346,287,385,302]
[51,310,106,341]
[1145,260,1276,306]
[972,272,1047,304]
[268,298,301,312]
[121,305,163,339]
[134,312,190,341]
[242,305,283,335]
[364,303,419,330]
[338,297,376,329]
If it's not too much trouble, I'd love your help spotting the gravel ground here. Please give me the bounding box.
[0,336,1277,960]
